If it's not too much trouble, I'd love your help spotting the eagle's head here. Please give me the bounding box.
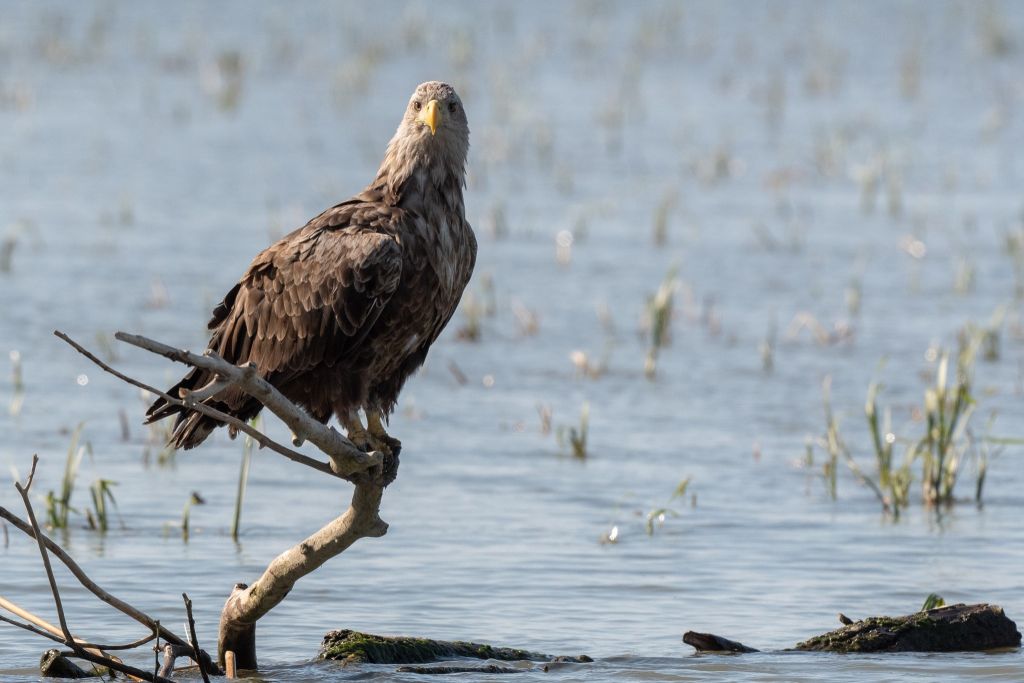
[403,81,468,143]
[379,81,470,193]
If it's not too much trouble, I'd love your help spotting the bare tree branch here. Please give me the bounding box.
[218,474,393,669]
[0,612,68,645]
[0,507,189,649]
[54,329,348,480]
[184,593,212,683]
[5,457,184,683]
[41,330,403,672]
[15,455,76,647]
[0,605,156,652]
[111,331,381,478]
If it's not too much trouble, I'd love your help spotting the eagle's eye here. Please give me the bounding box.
[413,101,422,112]
[448,101,458,113]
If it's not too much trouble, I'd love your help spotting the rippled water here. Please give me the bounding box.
[3,1,1024,680]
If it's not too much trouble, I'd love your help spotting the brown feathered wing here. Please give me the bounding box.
[146,207,403,449]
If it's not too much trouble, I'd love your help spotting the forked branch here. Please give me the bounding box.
[49,330,400,672]
[0,455,212,681]
[111,331,382,478]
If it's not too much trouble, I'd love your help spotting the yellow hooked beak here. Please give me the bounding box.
[417,99,440,136]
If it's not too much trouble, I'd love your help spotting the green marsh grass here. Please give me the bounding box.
[1004,228,1024,299]
[232,416,261,541]
[921,593,946,611]
[645,477,691,536]
[864,380,913,514]
[556,402,589,459]
[652,191,676,246]
[819,377,890,511]
[44,423,88,529]
[914,350,975,506]
[817,336,1020,515]
[958,306,1005,362]
[141,391,176,466]
[455,278,496,342]
[86,478,121,532]
[644,267,678,379]
[181,491,205,541]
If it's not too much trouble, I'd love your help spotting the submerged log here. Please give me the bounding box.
[319,630,592,665]
[396,664,523,674]
[794,603,1021,653]
[682,632,759,653]
[39,650,97,679]
[685,603,1020,655]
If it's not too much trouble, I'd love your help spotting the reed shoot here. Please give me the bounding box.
[44,423,87,529]
[644,267,678,379]
[181,491,205,541]
[86,478,121,532]
[557,401,589,459]
[232,416,261,541]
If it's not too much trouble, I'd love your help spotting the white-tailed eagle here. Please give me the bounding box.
[147,81,476,455]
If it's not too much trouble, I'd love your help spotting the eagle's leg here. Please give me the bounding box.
[339,409,371,452]
[366,410,402,457]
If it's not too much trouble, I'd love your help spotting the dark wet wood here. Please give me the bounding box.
[683,631,759,653]
[396,664,523,674]
[39,649,93,678]
[684,603,1021,655]
[795,603,1021,653]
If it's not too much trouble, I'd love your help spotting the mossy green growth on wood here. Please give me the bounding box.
[794,604,1021,653]
[319,629,592,665]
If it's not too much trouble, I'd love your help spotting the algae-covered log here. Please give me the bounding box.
[40,649,93,679]
[685,603,1020,655]
[794,603,1021,653]
[319,630,592,665]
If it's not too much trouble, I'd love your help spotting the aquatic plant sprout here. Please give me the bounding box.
[816,336,1020,514]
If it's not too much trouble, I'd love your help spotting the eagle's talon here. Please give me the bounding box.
[349,436,368,452]
[366,412,402,457]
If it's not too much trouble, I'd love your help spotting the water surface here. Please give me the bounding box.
[2,1,1024,680]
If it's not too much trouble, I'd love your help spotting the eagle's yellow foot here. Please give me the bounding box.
[367,411,402,457]
[340,410,373,453]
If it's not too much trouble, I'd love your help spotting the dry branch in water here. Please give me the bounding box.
[2,331,400,674]
[48,330,400,671]
[54,330,378,480]
[0,455,210,682]
[110,331,384,478]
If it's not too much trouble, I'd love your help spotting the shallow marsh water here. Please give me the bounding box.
[2,1,1024,680]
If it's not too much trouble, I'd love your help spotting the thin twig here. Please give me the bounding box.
[0,595,73,646]
[79,632,158,651]
[54,329,347,480]
[0,613,67,645]
[184,593,211,683]
[15,455,76,646]
[153,620,160,681]
[66,646,177,683]
[0,595,155,650]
